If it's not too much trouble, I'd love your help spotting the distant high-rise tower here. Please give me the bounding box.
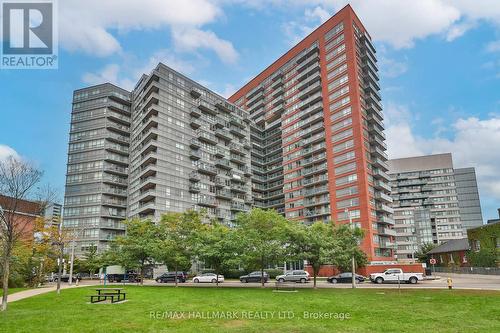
[229,5,394,262]
[454,167,483,229]
[387,153,469,262]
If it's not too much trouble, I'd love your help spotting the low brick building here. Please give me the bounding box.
[427,238,470,267]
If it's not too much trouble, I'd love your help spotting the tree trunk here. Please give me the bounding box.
[140,264,144,286]
[215,267,219,287]
[313,268,318,289]
[174,264,178,287]
[56,245,63,295]
[1,250,10,311]
[260,266,265,288]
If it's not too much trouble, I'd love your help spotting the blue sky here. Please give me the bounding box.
[0,0,499,221]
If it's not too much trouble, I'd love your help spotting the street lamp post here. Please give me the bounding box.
[345,209,356,289]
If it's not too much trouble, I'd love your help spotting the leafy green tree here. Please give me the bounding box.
[415,242,437,263]
[330,224,367,272]
[467,249,498,267]
[113,219,157,285]
[80,246,102,279]
[153,210,203,287]
[196,221,240,286]
[289,221,337,288]
[234,208,292,287]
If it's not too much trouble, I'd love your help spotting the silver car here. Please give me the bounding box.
[275,270,310,283]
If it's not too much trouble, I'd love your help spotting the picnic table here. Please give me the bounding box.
[89,288,126,303]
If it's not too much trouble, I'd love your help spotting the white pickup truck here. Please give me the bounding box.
[369,268,423,284]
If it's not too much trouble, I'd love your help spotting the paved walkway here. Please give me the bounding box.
[3,282,95,304]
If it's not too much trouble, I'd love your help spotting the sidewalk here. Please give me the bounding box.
[3,283,88,304]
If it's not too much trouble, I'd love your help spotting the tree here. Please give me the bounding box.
[80,246,102,279]
[113,219,157,285]
[152,210,203,287]
[467,249,498,267]
[0,156,43,311]
[234,208,292,287]
[330,224,367,272]
[289,221,337,288]
[415,242,437,263]
[196,221,239,286]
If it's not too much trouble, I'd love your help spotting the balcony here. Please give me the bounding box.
[197,163,218,176]
[304,185,329,196]
[230,153,245,165]
[190,86,202,98]
[196,130,217,145]
[190,106,201,117]
[378,215,395,225]
[371,145,388,160]
[197,196,217,207]
[230,183,247,193]
[215,189,232,199]
[303,174,328,186]
[376,203,394,214]
[230,201,247,211]
[215,158,231,170]
[215,128,231,140]
[189,149,201,160]
[373,180,391,193]
[372,157,389,171]
[189,138,201,149]
[190,117,202,129]
[375,191,393,203]
[189,171,200,182]
[197,99,218,115]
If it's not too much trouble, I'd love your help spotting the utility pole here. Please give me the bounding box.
[345,209,356,289]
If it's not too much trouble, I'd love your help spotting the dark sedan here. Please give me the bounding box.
[239,271,269,283]
[327,273,365,284]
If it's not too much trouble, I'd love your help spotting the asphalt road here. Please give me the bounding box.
[133,273,500,291]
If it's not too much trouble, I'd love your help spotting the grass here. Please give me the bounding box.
[0,286,499,332]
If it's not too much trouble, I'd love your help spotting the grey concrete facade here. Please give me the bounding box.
[388,153,467,262]
[454,167,483,229]
[63,83,132,255]
[63,65,252,254]
[127,63,252,223]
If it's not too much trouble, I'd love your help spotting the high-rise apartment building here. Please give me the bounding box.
[63,83,131,254]
[126,64,252,222]
[387,153,467,261]
[454,167,483,229]
[229,5,394,262]
[64,65,252,254]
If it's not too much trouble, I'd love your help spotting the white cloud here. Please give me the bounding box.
[0,145,20,161]
[58,0,237,64]
[82,64,136,90]
[305,6,330,24]
[486,40,500,53]
[378,56,408,78]
[251,0,500,48]
[171,27,239,64]
[82,50,197,90]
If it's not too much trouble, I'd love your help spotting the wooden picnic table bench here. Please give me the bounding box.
[89,288,126,303]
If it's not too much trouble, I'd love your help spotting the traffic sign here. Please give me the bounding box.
[429,258,437,265]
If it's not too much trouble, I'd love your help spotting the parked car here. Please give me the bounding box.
[239,271,269,283]
[327,272,365,284]
[192,273,224,283]
[276,270,310,283]
[54,274,81,283]
[369,268,423,284]
[107,273,142,283]
[155,272,187,283]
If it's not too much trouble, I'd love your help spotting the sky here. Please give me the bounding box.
[0,0,499,222]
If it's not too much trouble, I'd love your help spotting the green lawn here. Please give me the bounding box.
[1,286,499,332]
